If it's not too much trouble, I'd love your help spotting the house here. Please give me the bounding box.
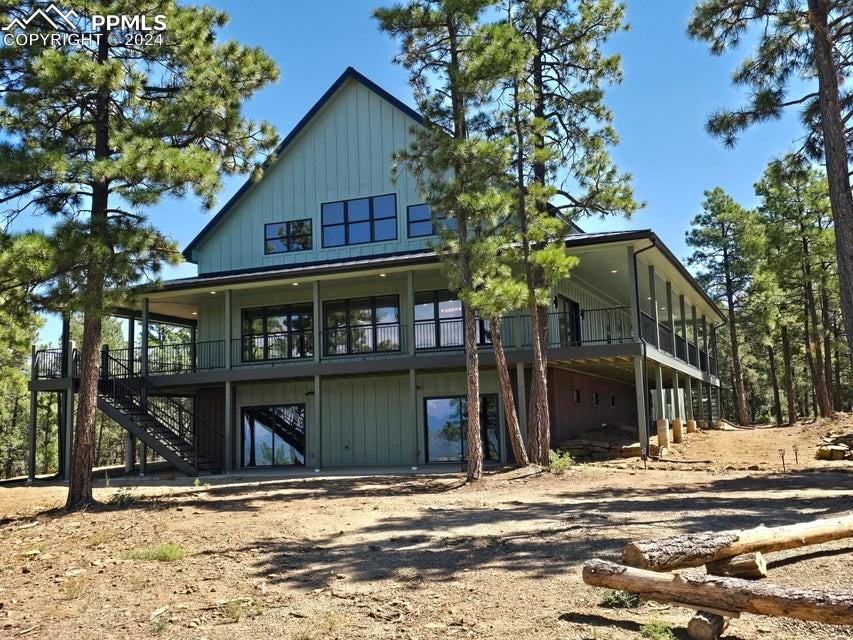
[26,67,723,479]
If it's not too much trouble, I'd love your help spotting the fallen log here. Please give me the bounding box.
[622,514,853,571]
[705,552,767,579]
[582,559,853,625]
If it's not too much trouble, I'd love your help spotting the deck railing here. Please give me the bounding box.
[34,304,721,379]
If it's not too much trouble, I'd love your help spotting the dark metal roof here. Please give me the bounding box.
[181,67,425,262]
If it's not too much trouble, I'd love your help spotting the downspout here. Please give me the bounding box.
[632,239,657,464]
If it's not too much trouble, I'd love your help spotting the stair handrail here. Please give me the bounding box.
[102,352,205,472]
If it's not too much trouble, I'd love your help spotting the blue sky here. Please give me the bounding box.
[32,1,802,342]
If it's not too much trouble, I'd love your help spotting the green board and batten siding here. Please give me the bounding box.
[191,78,429,275]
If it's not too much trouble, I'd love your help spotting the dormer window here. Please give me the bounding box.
[407,203,457,238]
[264,219,313,254]
[321,194,397,247]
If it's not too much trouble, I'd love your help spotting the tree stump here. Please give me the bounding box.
[687,611,727,640]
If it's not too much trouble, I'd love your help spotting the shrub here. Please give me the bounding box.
[62,577,85,600]
[600,589,643,609]
[126,543,186,562]
[640,621,674,640]
[108,487,136,506]
[150,617,168,635]
[548,449,574,474]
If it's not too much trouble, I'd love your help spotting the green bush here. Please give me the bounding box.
[600,589,643,609]
[640,621,674,640]
[126,543,186,562]
[108,486,136,506]
[548,449,574,474]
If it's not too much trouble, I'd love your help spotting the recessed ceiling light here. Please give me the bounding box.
[292,282,299,286]
[379,273,387,278]
[209,290,216,295]
[191,312,197,316]
[610,269,618,274]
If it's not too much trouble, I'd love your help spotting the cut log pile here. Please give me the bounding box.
[582,514,853,639]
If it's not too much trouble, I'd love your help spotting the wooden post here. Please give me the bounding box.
[623,515,853,571]
[627,245,641,341]
[141,298,149,376]
[671,372,683,443]
[633,356,648,452]
[224,379,233,472]
[691,305,699,365]
[406,271,415,356]
[64,341,75,482]
[679,294,688,362]
[313,374,321,471]
[409,368,418,468]
[583,559,853,625]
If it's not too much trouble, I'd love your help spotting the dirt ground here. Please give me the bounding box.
[1,418,852,640]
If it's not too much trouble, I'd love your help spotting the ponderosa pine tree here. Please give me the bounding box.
[0,1,279,507]
[374,0,505,481]
[755,157,835,417]
[687,188,765,426]
[497,0,638,464]
[688,0,853,360]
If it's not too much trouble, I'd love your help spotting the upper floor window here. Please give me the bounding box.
[242,304,313,361]
[323,295,401,355]
[264,219,312,254]
[414,290,492,350]
[321,194,397,247]
[407,203,457,238]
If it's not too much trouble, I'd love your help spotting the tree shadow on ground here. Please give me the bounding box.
[229,470,852,589]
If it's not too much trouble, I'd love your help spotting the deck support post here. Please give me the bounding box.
[691,305,699,365]
[665,282,675,349]
[516,362,527,445]
[224,379,233,472]
[702,315,709,369]
[27,348,37,482]
[313,374,321,471]
[313,281,321,364]
[679,294,688,362]
[409,368,418,467]
[671,371,683,444]
[139,443,147,476]
[633,355,649,453]
[125,315,136,473]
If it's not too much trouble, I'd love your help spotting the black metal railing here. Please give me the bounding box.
[640,312,658,347]
[99,354,203,473]
[236,330,314,365]
[520,307,632,348]
[33,348,64,379]
[675,335,687,361]
[147,340,225,374]
[688,342,699,367]
[708,354,717,375]
[699,349,708,372]
[414,317,498,352]
[658,323,674,355]
[323,322,402,357]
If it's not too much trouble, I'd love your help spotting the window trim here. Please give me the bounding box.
[241,303,314,362]
[263,218,313,255]
[322,294,401,356]
[406,202,453,238]
[241,403,306,467]
[423,394,501,463]
[321,193,398,248]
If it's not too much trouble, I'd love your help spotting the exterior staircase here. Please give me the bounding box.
[97,354,218,476]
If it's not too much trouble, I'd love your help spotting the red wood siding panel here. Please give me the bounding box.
[195,387,225,468]
[547,368,636,443]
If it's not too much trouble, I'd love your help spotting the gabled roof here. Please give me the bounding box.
[181,67,425,262]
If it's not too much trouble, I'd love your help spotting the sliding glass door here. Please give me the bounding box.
[424,395,500,463]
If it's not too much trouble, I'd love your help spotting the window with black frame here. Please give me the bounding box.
[264,219,312,254]
[407,203,457,238]
[321,194,397,247]
[241,304,313,362]
[414,290,491,350]
[323,295,400,356]
[424,395,500,463]
[242,404,305,467]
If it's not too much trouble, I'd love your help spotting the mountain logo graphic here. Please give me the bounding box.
[3,4,79,31]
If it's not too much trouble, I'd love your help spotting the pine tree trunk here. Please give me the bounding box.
[66,30,109,510]
[768,345,783,426]
[807,0,853,358]
[490,317,528,466]
[781,324,797,425]
[803,278,833,417]
[463,305,482,481]
[722,245,749,425]
[819,273,834,404]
